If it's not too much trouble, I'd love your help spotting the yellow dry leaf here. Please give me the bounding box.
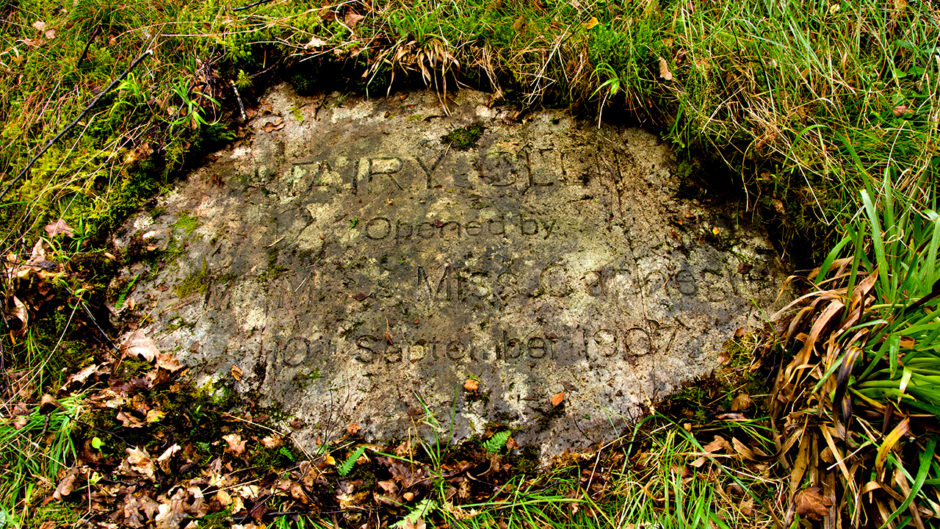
[145,409,166,423]
[583,16,599,29]
[658,57,674,81]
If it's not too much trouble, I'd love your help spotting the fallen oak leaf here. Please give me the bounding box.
[794,487,831,521]
[116,410,146,428]
[345,10,365,28]
[53,471,78,501]
[156,352,183,372]
[261,434,283,449]
[145,409,166,423]
[123,447,156,479]
[122,330,158,362]
[40,393,61,412]
[66,363,99,386]
[223,433,247,456]
[44,219,75,238]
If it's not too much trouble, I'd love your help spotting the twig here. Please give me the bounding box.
[233,0,274,12]
[0,48,154,202]
[230,80,247,122]
[76,26,101,68]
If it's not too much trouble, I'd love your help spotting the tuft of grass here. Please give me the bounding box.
[0,394,83,525]
[772,175,940,526]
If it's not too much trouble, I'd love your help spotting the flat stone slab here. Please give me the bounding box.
[121,85,781,455]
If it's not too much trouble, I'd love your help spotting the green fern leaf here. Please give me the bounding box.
[337,446,366,476]
[482,431,511,453]
[392,498,439,528]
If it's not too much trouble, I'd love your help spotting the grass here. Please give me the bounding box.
[0,0,938,526]
[771,175,940,526]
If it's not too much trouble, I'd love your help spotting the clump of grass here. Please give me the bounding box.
[0,394,82,525]
[771,176,940,526]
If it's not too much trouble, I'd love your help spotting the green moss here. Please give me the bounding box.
[28,501,79,526]
[174,259,209,298]
[441,122,485,151]
[173,212,200,235]
[259,247,288,282]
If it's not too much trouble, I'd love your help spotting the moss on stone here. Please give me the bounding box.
[441,122,485,151]
[174,260,209,298]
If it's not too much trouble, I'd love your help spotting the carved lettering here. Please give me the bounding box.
[358,157,404,193]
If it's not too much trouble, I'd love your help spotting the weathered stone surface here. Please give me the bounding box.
[121,85,782,455]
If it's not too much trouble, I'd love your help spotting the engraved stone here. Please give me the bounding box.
[121,85,783,455]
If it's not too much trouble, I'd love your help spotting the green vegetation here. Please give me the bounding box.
[442,122,486,150]
[0,0,938,527]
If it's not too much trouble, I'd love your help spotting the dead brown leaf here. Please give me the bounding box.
[403,518,427,529]
[703,435,731,454]
[66,363,99,386]
[216,489,232,507]
[583,16,599,29]
[123,447,156,479]
[261,118,284,132]
[123,330,158,362]
[156,352,183,372]
[261,435,283,449]
[345,11,365,27]
[794,487,831,521]
[230,365,244,381]
[658,57,674,81]
[893,104,910,117]
[223,433,247,456]
[116,410,146,428]
[551,392,565,407]
[145,409,166,423]
[463,378,479,392]
[44,219,75,238]
[53,471,77,500]
[731,393,752,411]
[40,393,61,412]
[157,444,181,472]
[9,296,27,335]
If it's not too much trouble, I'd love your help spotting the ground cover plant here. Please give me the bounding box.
[1,0,938,527]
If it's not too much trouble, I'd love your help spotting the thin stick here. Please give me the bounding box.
[230,80,247,122]
[76,26,101,68]
[0,48,154,202]
[233,0,274,12]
